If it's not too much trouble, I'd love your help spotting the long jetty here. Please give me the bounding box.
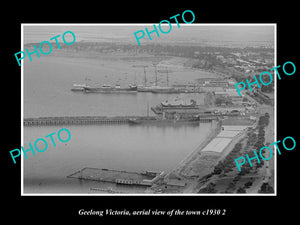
[23,116,134,126]
[23,116,216,126]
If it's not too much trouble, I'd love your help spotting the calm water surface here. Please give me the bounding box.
[23,56,213,194]
[24,124,212,193]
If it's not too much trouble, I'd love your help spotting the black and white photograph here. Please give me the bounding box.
[4,4,298,223]
[22,24,275,195]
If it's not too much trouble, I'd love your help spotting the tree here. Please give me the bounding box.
[239,163,251,175]
[236,187,246,193]
[232,143,243,153]
[213,162,223,175]
[224,164,233,173]
[256,160,264,169]
[258,182,274,193]
[258,115,269,128]
[198,183,217,193]
[233,175,240,182]
[244,181,253,188]
[227,181,236,191]
[265,112,270,118]
[247,132,257,146]
[242,97,249,102]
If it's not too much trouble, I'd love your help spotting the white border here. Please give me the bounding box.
[21,24,24,194]
[21,23,277,196]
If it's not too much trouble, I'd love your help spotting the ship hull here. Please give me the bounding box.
[71,87,85,92]
[83,86,137,93]
[128,118,200,125]
[84,89,137,94]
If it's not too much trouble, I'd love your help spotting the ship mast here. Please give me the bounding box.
[166,67,169,87]
[157,67,170,87]
[85,77,89,87]
[146,101,149,117]
[134,72,137,85]
[144,67,147,87]
[132,65,148,87]
[155,66,158,86]
[152,62,158,86]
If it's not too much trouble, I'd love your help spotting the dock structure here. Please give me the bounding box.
[23,116,216,126]
[23,116,136,126]
[197,117,216,123]
[67,167,164,187]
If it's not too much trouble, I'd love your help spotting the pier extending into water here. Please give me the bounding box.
[24,116,132,126]
[67,167,164,187]
[23,116,216,126]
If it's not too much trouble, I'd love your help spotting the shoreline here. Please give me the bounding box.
[171,120,221,177]
[149,117,259,193]
[147,120,221,193]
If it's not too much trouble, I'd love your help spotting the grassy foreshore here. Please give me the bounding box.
[191,103,274,194]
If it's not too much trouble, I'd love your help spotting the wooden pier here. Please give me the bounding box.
[67,167,164,187]
[23,116,215,127]
[23,116,133,126]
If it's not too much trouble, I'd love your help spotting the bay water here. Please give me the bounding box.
[23,56,213,194]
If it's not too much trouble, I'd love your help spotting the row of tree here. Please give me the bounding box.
[205,113,271,193]
[213,142,243,175]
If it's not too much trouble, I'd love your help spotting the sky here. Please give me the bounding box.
[23,24,275,47]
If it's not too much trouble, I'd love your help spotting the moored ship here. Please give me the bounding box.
[136,85,199,94]
[71,84,89,91]
[137,85,177,93]
[149,86,178,94]
[128,116,201,125]
[81,84,137,93]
